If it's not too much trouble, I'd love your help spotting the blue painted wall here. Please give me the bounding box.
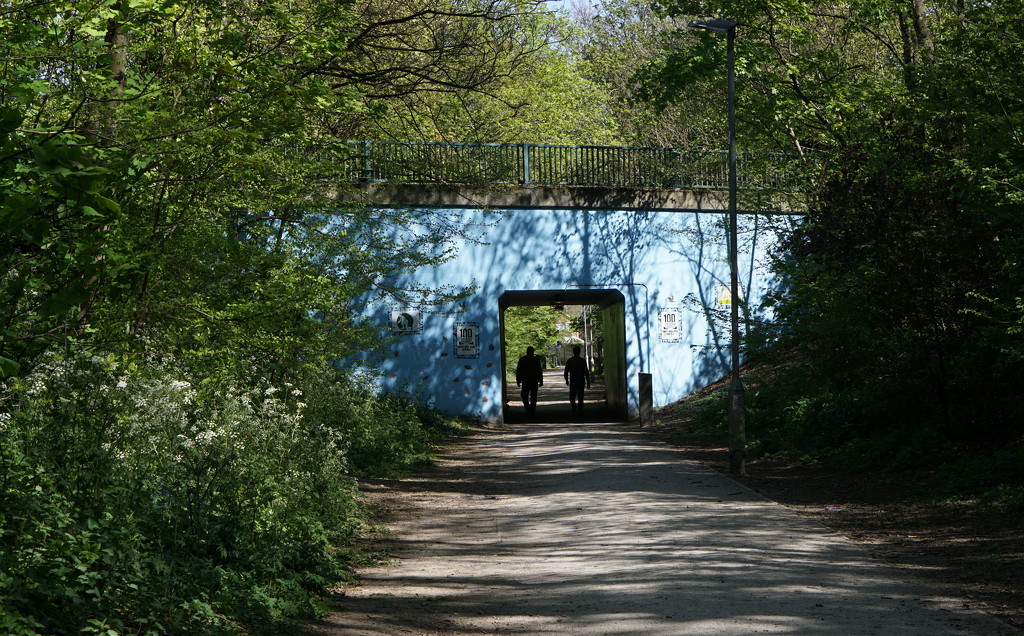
[355,207,783,421]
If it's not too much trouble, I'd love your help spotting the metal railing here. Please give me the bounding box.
[327,141,801,191]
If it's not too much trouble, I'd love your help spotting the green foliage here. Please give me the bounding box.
[980,485,1024,515]
[925,446,1024,497]
[2,0,758,631]
[2,0,573,381]
[0,353,460,633]
[362,7,618,145]
[503,306,562,377]
[678,387,730,440]
[635,0,1024,492]
[637,0,911,157]
[302,373,466,478]
[576,0,722,147]
[0,0,620,630]
[756,0,1024,444]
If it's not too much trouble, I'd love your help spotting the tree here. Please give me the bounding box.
[354,1,619,144]
[571,0,721,148]
[1,0,580,380]
[635,0,1024,455]
[2,0,621,629]
[504,305,562,377]
[637,0,908,155]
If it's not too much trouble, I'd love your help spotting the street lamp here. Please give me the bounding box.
[688,18,746,475]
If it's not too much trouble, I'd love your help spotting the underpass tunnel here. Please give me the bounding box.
[499,289,627,423]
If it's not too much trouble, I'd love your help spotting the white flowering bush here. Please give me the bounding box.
[0,353,373,633]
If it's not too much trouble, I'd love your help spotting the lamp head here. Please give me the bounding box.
[687,18,738,33]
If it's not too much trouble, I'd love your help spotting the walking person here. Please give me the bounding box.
[515,346,544,417]
[564,345,591,416]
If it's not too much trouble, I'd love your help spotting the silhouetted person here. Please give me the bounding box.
[516,346,544,416]
[564,345,591,416]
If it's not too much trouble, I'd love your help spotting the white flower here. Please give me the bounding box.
[196,430,218,443]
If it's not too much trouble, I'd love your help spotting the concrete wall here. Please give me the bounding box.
[354,207,784,421]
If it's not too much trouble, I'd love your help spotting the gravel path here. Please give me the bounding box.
[321,387,1018,634]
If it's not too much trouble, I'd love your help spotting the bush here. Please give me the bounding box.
[302,373,465,478]
[0,352,460,633]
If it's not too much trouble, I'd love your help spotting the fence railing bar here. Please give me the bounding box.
[325,141,803,191]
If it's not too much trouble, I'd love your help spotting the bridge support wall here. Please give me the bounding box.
[353,207,790,421]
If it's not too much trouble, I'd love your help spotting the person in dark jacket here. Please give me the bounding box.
[564,345,591,416]
[515,346,544,416]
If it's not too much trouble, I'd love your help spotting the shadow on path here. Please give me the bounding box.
[316,418,1019,635]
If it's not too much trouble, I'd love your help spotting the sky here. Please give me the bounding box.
[544,0,597,16]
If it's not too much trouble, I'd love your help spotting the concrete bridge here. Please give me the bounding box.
[340,142,805,422]
[338,141,806,213]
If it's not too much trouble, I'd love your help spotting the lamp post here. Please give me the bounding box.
[688,18,746,475]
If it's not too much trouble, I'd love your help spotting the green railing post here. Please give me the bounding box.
[362,140,372,183]
[522,143,531,185]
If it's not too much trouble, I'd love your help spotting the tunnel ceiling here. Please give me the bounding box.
[498,288,625,310]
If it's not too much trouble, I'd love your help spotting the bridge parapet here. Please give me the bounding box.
[336,141,806,192]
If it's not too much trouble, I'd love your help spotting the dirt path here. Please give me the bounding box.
[319,404,1018,634]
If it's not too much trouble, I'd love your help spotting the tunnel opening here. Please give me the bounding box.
[498,289,628,423]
